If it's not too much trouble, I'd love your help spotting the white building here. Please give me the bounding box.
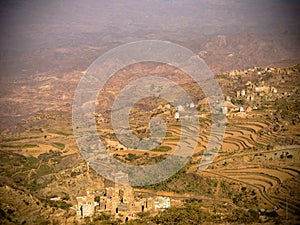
[241,90,246,96]
[155,197,170,210]
[175,112,180,120]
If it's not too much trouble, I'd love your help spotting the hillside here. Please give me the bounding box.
[0,64,299,224]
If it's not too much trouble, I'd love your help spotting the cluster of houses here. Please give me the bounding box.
[75,172,170,222]
[169,77,280,119]
[219,79,280,118]
[225,66,295,77]
[236,80,278,101]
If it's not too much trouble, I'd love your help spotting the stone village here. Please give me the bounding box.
[75,171,171,222]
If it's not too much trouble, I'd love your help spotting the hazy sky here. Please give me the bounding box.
[1,0,299,49]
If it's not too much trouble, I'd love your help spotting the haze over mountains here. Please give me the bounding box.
[0,0,299,77]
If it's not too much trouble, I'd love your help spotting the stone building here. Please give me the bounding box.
[76,191,95,218]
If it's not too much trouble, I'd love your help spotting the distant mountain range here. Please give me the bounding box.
[0,0,299,77]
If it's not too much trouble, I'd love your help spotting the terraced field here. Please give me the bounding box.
[193,116,299,221]
[201,154,300,215]
[0,112,77,157]
[132,112,300,220]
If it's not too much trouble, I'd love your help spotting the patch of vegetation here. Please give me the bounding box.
[61,192,70,201]
[0,151,61,191]
[0,144,38,149]
[94,212,112,221]
[34,164,53,177]
[2,136,40,142]
[52,131,72,136]
[274,93,300,122]
[227,208,259,224]
[165,137,180,141]
[151,146,171,152]
[85,212,121,225]
[38,150,62,163]
[122,153,168,166]
[125,153,140,162]
[152,202,218,224]
[232,99,245,105]
[232,187,258,208]
[24,156,39,169]
[40,197,71,211]
[52,142,65,149]
[265,73,274,80]
[127,200,262,225]
[142,161,218,195]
